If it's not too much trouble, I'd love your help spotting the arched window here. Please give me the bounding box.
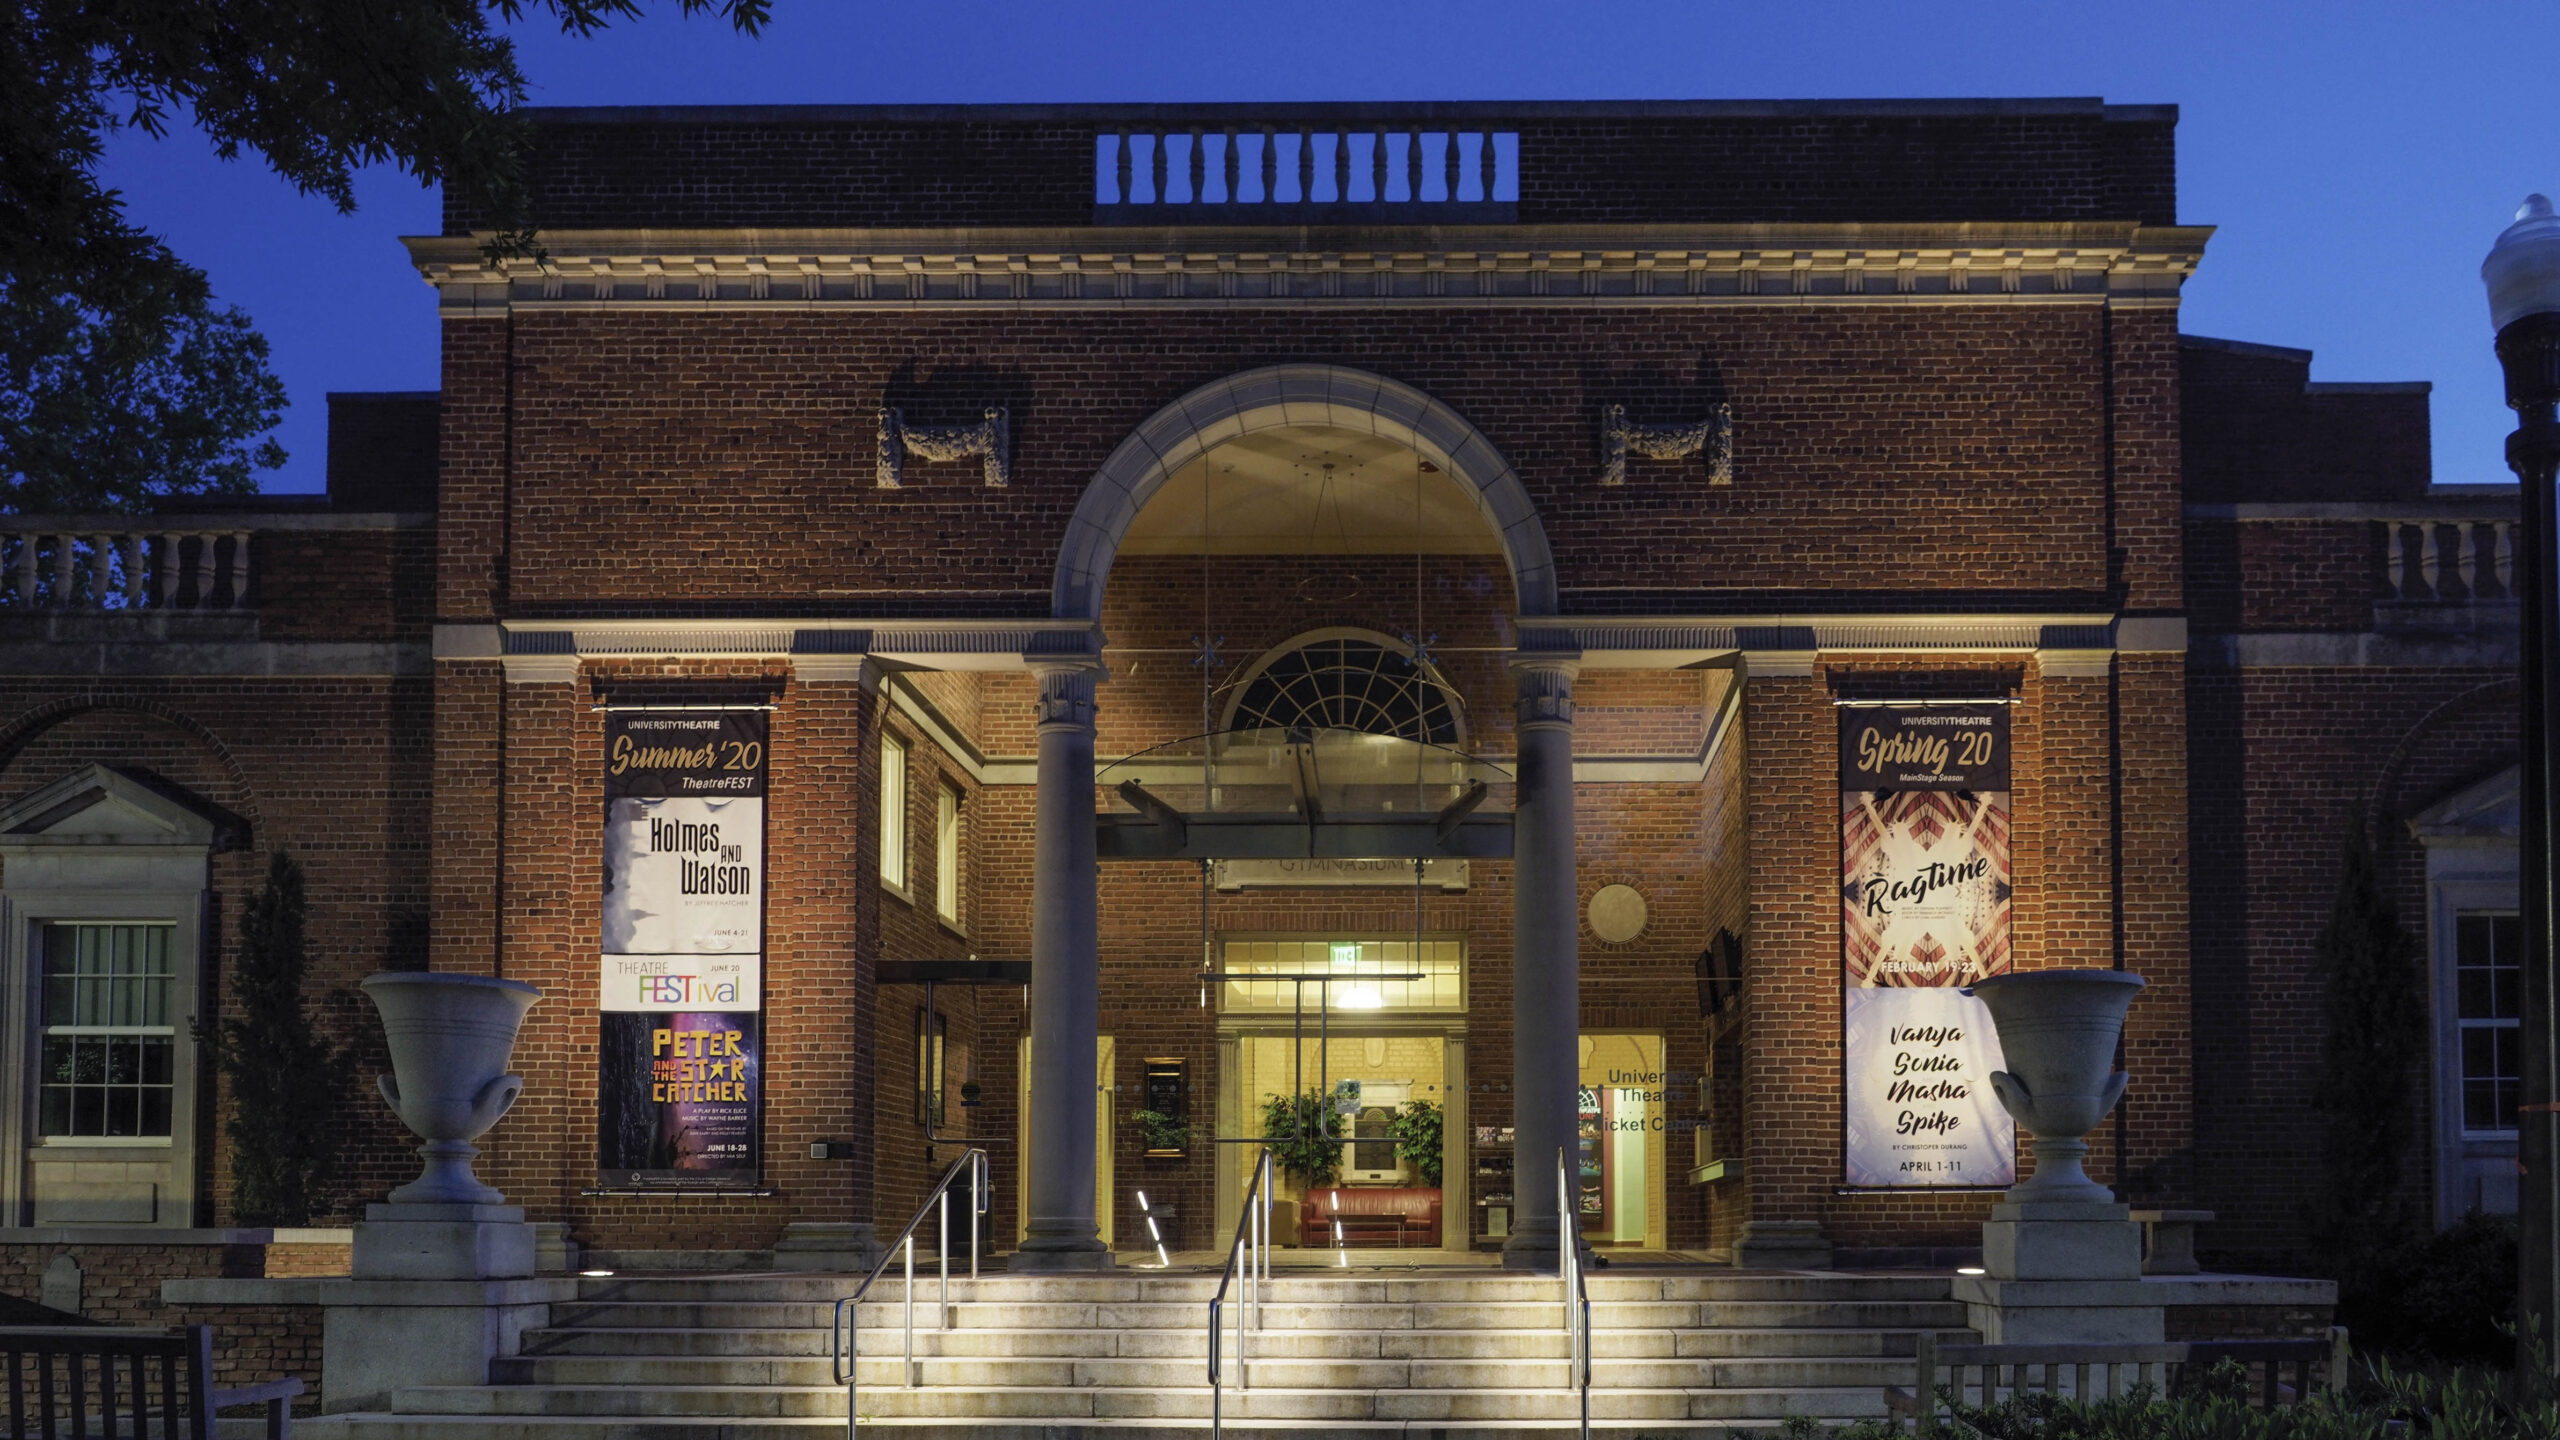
[1223,630,1463,744]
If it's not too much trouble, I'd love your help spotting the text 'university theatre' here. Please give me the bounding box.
[0,100,2521,1277]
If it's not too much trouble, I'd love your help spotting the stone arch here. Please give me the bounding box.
[1052,364,1556,621]
[0,696,263,840]
[2367,676,2520,838]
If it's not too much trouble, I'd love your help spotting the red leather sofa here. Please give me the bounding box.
[1298,1187,1442,1247]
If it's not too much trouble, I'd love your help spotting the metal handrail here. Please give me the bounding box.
[1559,1147,1591,1440]
[1208,1146,1274,1439]
[831,1146,990,1434]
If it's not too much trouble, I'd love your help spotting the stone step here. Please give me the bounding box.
[542,1294,1964,1335]
[389,1381,1890,1423]
[297,1417,1814,1438]
[512,1321,1968,1366]
[546,1298,1605,1331]
[493,1350,1918,1392]
[583,1271,1953,1306]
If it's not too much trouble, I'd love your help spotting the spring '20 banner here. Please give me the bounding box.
[598,710,767,1190]
[1839,704,2017,1189]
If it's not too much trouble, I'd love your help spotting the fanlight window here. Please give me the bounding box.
[1226,634,1462,743]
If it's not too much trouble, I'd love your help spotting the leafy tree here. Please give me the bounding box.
[2,0,770,512]
[207,850,354,1225]
[2,272,284,513]
[2306,812,2427,1262]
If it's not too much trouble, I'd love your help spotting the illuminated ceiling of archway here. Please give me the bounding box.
[1118,424,1504,555]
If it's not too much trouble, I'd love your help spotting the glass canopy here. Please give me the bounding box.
[1094,726,1514,860]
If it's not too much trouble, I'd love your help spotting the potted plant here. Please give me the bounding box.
[1388,1098,1444,1188]
[1260,1090,1345,1188]
[1130,1108,1191,1157]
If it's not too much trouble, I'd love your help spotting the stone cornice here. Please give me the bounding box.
[405,223,2206,315]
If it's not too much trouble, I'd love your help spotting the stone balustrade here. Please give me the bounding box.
[0,528,252,611]
[2381,515,2514,602]
[1094,121,1516,219]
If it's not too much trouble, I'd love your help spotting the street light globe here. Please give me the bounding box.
[2485,194,2560,333]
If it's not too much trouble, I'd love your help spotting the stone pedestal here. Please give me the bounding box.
[162,1274,577,1413]
[771,1221,884,1273]
[352,1202,535,1280]
[1964,1198,2162,1342]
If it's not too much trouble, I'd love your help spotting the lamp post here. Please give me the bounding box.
[2486,194,2560,1354]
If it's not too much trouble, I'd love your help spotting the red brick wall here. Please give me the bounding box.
[0,1243,330,1407]
[1739,654,2193,1250]
[2186,666,2515,1263]
[0,685,431,1222]
[448,306,2116,620]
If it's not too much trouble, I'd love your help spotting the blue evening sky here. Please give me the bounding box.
[95,0,2560,495]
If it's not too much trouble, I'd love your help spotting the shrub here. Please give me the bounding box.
[205,851,353,1225]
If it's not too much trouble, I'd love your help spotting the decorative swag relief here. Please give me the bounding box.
[876,406,1012,488]
[1599,402,1732,487]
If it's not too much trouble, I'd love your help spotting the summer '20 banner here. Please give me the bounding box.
[1839,704,2016,1189]
[598,710,766,1190]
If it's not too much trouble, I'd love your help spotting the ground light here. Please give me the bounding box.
[1955,1266,1986,1277]
[1135,1190,1169,1268]
[580,1269,614,1278]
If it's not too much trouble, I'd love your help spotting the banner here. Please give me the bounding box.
[1839,704,2016,1189]
[598,711,767,1190]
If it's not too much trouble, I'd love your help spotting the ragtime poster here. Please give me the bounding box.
[598,710,766,1190]
[1839,704,2016,1189]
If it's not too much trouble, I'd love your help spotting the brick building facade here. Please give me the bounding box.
[0,100,2516,1284]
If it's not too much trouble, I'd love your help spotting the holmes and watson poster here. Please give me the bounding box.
[598,711,767,1190]
[1839,704,2017,1189]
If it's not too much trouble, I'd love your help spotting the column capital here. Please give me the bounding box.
[1510,650,1580,730]
[1030,660,1100,731]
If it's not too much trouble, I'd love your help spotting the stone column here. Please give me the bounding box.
[1503,652,1581,1271]
[1011,661,1113,1270]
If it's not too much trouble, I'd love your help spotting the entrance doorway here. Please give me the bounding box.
[1229,1033,1455,1250]
[1579,1033,1667,1249]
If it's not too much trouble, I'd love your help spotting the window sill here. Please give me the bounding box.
[32,1136,173,1150]
[937,913,968,940]
[880,879,915,908]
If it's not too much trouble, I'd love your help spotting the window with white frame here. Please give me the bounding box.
[39,922,177,1140]
[935,783,963,925]
[879,731,909,891]
[2456,911,2522,1133]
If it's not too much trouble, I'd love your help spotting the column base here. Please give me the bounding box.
[1733,1219,1834,1270]
[1499,1219,1577,1272]
[1006,1242,1116,1273]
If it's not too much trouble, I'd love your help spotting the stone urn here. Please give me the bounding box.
[362,972,541,1205]
[1963,970,2145,1203]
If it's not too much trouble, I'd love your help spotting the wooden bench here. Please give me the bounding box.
[0,1325,303,1439]
[1885,1330,2349,1434]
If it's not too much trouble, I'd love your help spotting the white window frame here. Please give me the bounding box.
[935,783,964,928]
[34,920,182,1145]
[2429,869,2522,1224]
[879,730,910,894]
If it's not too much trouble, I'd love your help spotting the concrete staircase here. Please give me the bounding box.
[300,1267,1971,1437]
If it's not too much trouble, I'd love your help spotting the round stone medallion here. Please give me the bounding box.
[1587,884,1648,944]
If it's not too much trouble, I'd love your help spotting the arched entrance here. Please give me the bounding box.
[1051,364,1558,622]
[1015,365,1582,1272]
